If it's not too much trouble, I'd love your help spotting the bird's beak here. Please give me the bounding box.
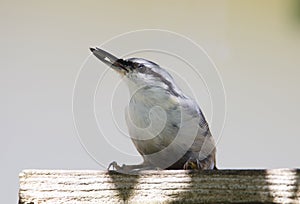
[90,47,128,75]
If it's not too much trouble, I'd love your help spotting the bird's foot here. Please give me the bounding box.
[108,161,133,174]
[108,161,161,173]
[107,161,123,171]
[183,159,200,170]
[183,156,215,170]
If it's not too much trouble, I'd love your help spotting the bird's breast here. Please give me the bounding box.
[125,92,182,155]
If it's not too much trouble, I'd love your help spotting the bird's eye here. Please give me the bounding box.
[137,64,146,73]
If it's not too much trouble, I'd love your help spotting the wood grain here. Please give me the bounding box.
[19,169,300,203]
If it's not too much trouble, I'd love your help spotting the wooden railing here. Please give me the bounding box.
[19,169,300,203]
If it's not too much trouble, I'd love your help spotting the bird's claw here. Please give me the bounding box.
[183,156,215,170]
[183,159,200,170]
[108,161,159,173]
[107,161,122,171]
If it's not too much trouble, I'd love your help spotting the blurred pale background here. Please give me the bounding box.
[1,0,300,203]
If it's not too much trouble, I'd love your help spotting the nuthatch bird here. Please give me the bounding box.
[90,47,217,172]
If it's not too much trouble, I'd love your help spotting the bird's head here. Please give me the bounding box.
[90,47,182,96]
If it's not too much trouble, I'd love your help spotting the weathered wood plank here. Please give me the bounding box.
[19,169,300,203]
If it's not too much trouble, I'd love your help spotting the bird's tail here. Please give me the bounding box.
[213,155,218,170]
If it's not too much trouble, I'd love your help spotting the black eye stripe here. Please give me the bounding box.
[116,59,133,66]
